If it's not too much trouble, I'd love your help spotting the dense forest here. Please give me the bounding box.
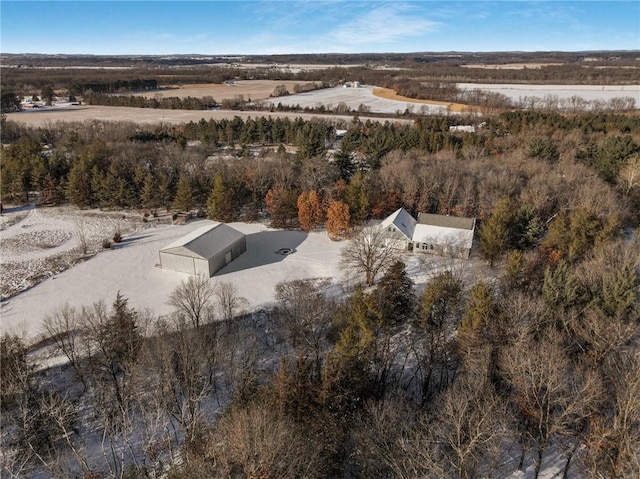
[1,106,639,478]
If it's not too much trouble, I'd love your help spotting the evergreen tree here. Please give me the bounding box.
[592,262,639,321]
[173,173,193,212]
[375,260,416,325]
[542,260,581,310]
[344,171,369,225]
[207,172,235,222]
[421,270,464,329]
[479,198,512,267]
[66,160,93,207]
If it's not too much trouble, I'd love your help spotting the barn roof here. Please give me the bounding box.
[417,213,476,230]
[380,208,416,240]
[413,223,475,250]
[160,223,245,260]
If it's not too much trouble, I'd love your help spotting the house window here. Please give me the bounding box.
[421,243,428,250]
[430,244,434,250]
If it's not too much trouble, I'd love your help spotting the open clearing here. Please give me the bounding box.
[128,80,304,101]
[258,85,455,115]
[5,105,413,127]
[0,206,482,339]
[458,83,640,104]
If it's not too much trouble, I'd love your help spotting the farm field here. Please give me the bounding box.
[4,104,414,127]
[457,82,640,105]
[258,85,455,115]
[128,79,304,101]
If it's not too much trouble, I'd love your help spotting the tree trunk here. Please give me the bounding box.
[534,447,543,479]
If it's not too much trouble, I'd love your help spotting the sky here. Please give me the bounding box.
[1,1,639,55]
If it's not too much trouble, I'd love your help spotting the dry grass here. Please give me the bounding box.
[130,80,304,101]
[372,87,473,113]
[5,105,415,127]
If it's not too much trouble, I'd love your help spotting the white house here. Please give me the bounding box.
[159,223,246,276]
[380,208,476,259]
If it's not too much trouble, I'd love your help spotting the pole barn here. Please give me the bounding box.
[159,223,246,276]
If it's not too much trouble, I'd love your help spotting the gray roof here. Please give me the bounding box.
[380,208,416,240]
[417,213,476,230]
[160,223,245,260]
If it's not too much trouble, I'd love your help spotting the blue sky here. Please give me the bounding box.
[1,1,638,55]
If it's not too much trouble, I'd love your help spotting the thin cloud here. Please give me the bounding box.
[329,3,439,45]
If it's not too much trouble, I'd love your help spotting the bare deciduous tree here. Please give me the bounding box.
[168,274,215,328]
[274,278,336,373]
[215,280,248,322]
[340,225,399,286]
[205,400,324,479]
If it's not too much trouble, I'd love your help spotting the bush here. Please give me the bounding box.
[113,230,122,243]
[102,239,112,249]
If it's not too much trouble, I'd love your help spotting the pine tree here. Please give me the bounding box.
[542,260,581,310]
[208,172,235,222]
[66,160,93,207]
[479,198,511,267]
[420,270,464,329]
[344,172,369,225]
[173,173,193,212]
[375,260,416,325]
[592,262,639,321]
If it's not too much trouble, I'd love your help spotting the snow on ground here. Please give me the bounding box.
[458,82,640,106]
[0,210,347,339]
[0,205,495,341]
[258,85,452,115]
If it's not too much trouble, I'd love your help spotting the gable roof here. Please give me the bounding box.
[417,213,475,230]
[381,209,476,250]
[160,223,245,260]
[413,223,475,250]
[380,208,416,240]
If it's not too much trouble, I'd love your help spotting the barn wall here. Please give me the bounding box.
[208,236,247,276]
[193,258,211,277]
[159,252,195,275]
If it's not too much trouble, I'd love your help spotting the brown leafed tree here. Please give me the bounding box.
[297,190,324,232]
[265,185,298,228]
[326,199,350,240]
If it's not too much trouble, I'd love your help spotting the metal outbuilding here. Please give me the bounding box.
[159,223,246,276]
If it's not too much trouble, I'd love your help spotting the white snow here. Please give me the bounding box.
[258,85,452,115]
[457,82,640,106]
[0,206,493,341]
[0,209,346,338]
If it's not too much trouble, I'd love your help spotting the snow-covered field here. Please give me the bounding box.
[458,82,640,106]
[259,85,451,115]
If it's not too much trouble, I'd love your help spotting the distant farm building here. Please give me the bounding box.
[381,208,476,259]
[449,125,476,133]
[159,223,246,276]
